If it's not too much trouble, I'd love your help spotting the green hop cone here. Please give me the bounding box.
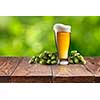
[43,56,48,60]
[44,51,50,55]
[74,53,80,57]
[51,60,57,65]
[69,59,74,64]
[29,59,34,64]
[32,56,36,59]
[51,55,56,60]
[35,57,40,63]
[47,59,51,64]
[39,53,45,58]
[29,56,36,64]
[48,53,52,57]
[77,55,86,64]
[81,60,86,64]
[71,50,77,56]
[77,55,84,61]
[70,56,74,59]
[39,59,46,64]
[73,57,79,64]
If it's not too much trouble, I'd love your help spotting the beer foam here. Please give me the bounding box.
[53,23,71,32]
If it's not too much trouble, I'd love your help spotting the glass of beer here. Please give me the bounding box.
[53,24,71,65]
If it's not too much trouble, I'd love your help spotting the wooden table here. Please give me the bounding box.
[0,57,100,83]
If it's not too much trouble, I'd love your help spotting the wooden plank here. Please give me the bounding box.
[0,57,22,82]
[52,64,94,83]
[10,76,52,83]
[83,57,100,83]
[84,57,100,73]
[92,57,100,82]
[11,57,52,83]
[0,76,10,83]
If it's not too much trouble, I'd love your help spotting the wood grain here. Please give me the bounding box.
[92,57,100,82]
[84,57,100,82]
[11,57,52,83]
[52,64,94,83]
[0,57,22,82]
[84,57,100,73]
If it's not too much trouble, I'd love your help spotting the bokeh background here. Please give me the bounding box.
[0,16,100,56]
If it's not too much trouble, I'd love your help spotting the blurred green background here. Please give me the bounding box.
[0,16,100,56]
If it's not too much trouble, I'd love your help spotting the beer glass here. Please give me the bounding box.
[53,24,71,65]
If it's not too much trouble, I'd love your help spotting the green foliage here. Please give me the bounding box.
[0,16,100,56]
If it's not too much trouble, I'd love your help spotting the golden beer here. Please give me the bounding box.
[57,32,70,59]
[53,24,71,64]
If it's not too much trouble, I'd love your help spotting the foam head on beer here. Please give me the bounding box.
[53,23,71,64]
[53,23,71,33]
